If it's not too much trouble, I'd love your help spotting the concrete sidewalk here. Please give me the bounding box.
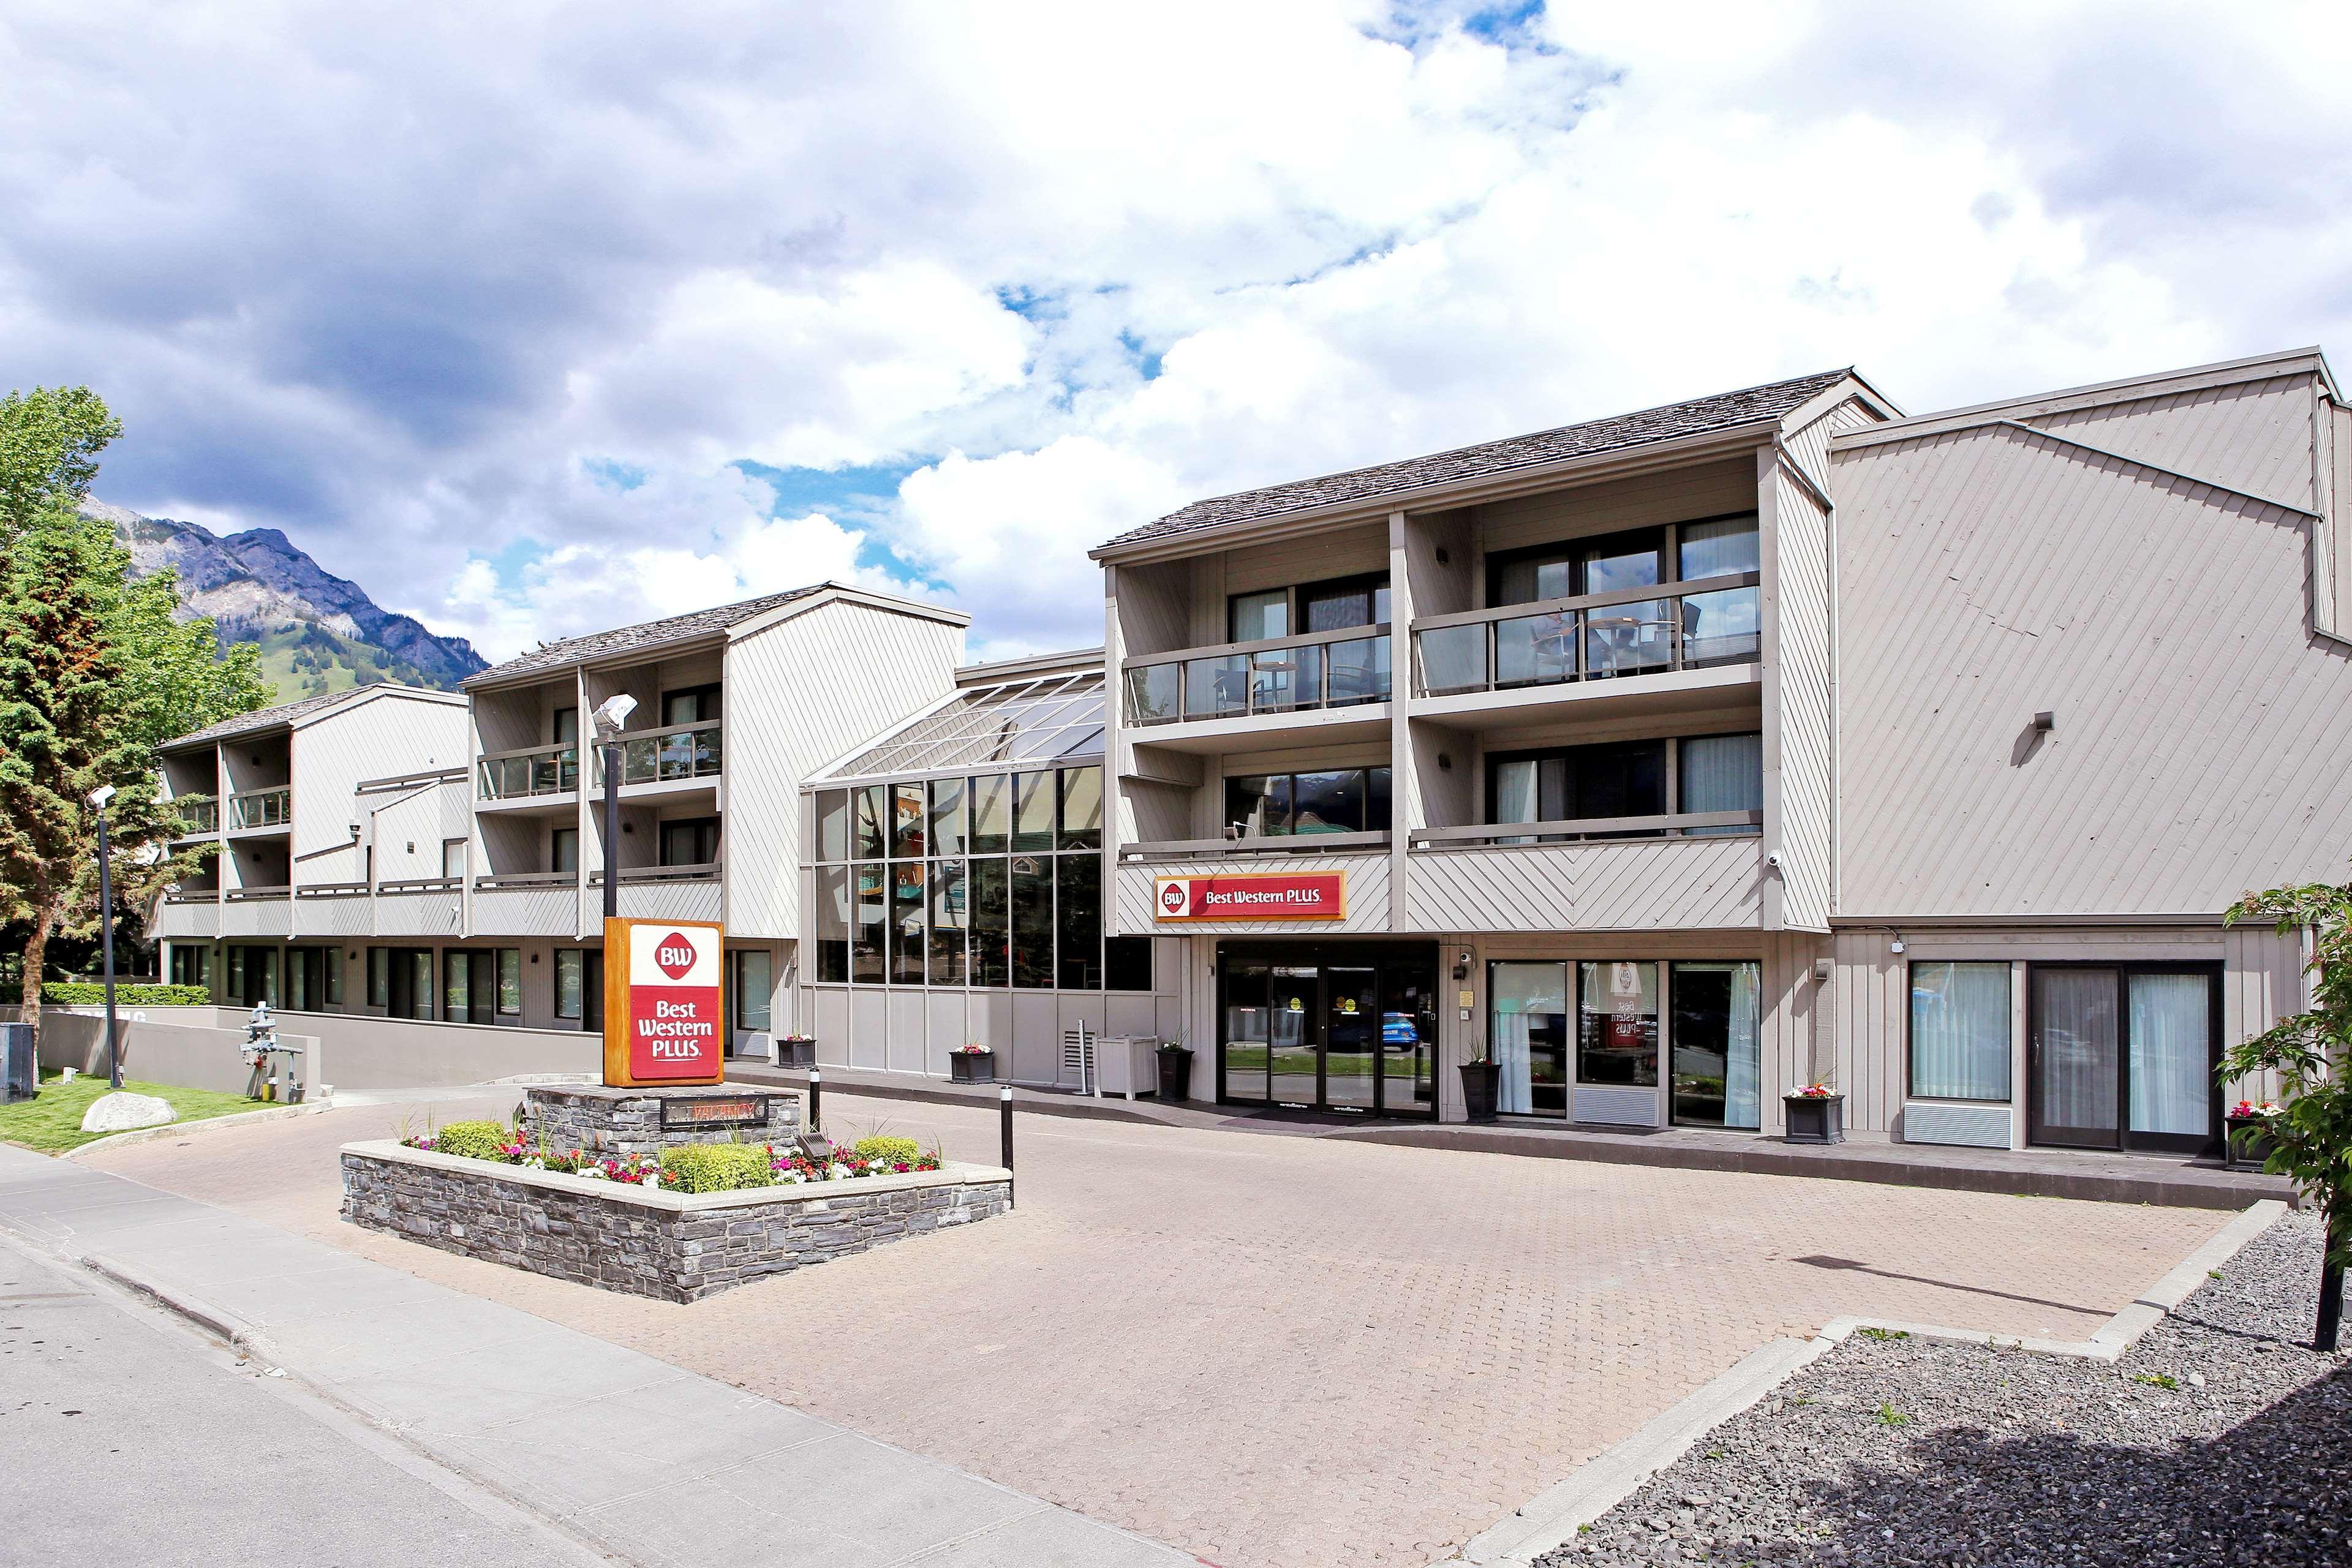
[0,1143,1194,1568]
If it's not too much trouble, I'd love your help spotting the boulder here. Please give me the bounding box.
[80,1091,177,1134]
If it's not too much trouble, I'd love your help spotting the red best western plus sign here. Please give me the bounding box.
[1153,870,1346,921]
[626,925,721,1079]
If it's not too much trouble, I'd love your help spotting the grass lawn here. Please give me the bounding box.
[0,1071,269,1155]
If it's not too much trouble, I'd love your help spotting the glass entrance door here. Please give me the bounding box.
[2030,966,2218,1153]
[1216,948,1438,1117]
[1324,967,1378,1109]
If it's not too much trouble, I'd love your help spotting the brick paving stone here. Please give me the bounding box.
[89,1089,2233,1568]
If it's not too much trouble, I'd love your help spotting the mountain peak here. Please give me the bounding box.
[83,500,487,703]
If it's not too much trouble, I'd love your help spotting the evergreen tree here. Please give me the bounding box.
[0,386,265,1036]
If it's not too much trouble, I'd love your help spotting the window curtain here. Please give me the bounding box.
[1489,963,1564,1115]
[1909,962,2011,1100]
[1495,759,1540,846]
[1725,961,1762,1129]
[2035,970,2116,1129]
[2129,974,2211,1135]
[1679,733,1762,835]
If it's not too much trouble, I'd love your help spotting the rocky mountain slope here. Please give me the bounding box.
[83,500,486,701]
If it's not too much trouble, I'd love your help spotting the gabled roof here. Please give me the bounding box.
[462,584,832,689]
[1095,369,1856,556]
[162,682,458,752]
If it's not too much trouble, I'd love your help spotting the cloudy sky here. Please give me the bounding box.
[6,1,2349,662]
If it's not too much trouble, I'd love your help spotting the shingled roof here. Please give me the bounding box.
[462,584,831,688]
[163,687,382,751]
[1095,369,1855,554]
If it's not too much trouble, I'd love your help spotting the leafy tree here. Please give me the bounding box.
[2220,876,2352,1350]
[0,387,263,1038]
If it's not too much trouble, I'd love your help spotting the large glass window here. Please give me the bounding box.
[1910,962,2011,1101]
[1679,733,1763,831]
[1489,962,1569,1117]
[970,774,1011,854]
[552,827,579,873]
[1299,573,1390,631]
[1106,935,1153,993]
[1678,514,1762,667]
[659,816,719,867]
[1011,772,1056,853]
[853,784,888,860]
[1058,767,1102,851]
[971,858,1011,987]
[889,864,925,984]
[852,866,886,983]
[1672,961,1761,1128]
[929,859,968,986]
[1223,767,1392,839]
[1055,855,1102,989]
[891,783,926,859]
[1011,856,1054,987]
[1491,742,1665,839]
[497,949,521,1016]
[816,790,849,861]
[928,778,967,856]
[816,866,850,983]
[556,949,582,1019]
[1578,961,1659,1087]
[733,948,772,1033]
[1228,589,1289,642]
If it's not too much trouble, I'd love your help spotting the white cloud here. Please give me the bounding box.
[5,2,2351,662]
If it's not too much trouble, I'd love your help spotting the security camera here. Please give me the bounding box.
[1764,850,1784,869]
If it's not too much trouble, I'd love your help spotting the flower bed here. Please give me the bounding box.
[398,1118,943,1191]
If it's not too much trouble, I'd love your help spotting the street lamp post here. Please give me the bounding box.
[590,695,638,924]
[88,785,120,1091]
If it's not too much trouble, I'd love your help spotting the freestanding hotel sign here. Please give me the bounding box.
[601,917,726,1087]
[1154,870,1346,922]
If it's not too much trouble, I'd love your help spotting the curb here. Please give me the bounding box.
[64,1100,336,1161]
[78,1251,279,1364]
[1452,1199,2290,1564]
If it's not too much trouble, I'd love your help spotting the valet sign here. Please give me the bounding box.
[1154,871,1346,922]
[602,917,726,1087]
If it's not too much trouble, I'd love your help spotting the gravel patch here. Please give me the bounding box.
[1540,1211,2350,1567]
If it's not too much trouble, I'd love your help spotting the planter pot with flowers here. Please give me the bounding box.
[950,1044,997,1084]
[2225,1099,2283,1170]
[774,1035,817,1069]
[1783,1084,1846,1145]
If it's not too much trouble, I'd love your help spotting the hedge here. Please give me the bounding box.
[659,1144,775,1193]
[433,1120,513,1161]
[852,1136,921,1165]
[14,983,215,1007]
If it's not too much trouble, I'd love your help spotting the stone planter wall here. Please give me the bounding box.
[340,1141,1009,1303]
[523,1082,801,1162]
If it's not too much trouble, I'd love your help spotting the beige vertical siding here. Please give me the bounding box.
[1833,421,2352,916]
[1401,839,1763,932]
[1220,522,1388,597]
[2223,921,2310,1102]
[1766,466,1834,930]
[291,692,468,865]
[2026,374,2318,510]
[723,601,963,940]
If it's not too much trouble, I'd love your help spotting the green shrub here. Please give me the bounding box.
[853,1136,921,1164]
[660,1143,775,1193]
[433,1120,511,1161]
[23,983,213,1007]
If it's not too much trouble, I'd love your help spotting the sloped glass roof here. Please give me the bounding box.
[816,672,1106,782]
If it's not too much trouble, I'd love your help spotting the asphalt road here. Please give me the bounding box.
[0,1231,592,1568]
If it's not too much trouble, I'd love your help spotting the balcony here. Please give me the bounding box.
[473,872,579,937]
[228,787,290,831]
[174,795,219,836]
[590,720,723,790]
[1120,628,1391,755]
[1411,572,1759,723]
[478,741,579,802]
[221,883,292,938]
[1404,810,1764,932]
[1123,829,1393,862]
[590,862,722,922]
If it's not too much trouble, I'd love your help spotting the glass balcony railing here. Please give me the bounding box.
[1123,627,1391,726]
[594,720,723,786]
[1413,573,1760,697]
[175,795,219,835]
[228,787,289,829]
[478,742,580,800]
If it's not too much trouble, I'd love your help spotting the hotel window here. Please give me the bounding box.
[375,948,433,1020]
[659,816,719,867]
[555,949,584,1019]
[1226,574,1390,641]
[732,948,772,1033]
[1578,960,1659,1088]
[929,859,968,986]
[1678,733,1763,832]
[1670,961,1761,1129]
[891,782,926,859]
[1677,514,1760,666]
[853,865,886,982]
[853,784,888,861]
[816,865,850,983]
[1223,767,1392,838]
[445,950,512,1025]
[551,827,579,873]
[816,790,850,862]
[662,684,720,728]
[1910,962,2011,1101]
[169,944,209,990]
[369,947,388,1008]
[1490,526,1660,607]
[890,863,926,985]
[497,949,521,1016]
[1490,741,1664,839]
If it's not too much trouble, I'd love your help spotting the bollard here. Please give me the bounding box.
[807,1066,821,1135]
[1000,1084,1014,1208]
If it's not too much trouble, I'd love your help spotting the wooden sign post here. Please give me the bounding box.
[601,917,727,1088]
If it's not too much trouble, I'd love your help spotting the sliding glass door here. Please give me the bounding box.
[2029,966,2219,1154]
[1216,946,1438,1117]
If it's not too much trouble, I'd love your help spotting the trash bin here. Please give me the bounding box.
[1155,1045,1194,1103]
[2,1023,34,1102]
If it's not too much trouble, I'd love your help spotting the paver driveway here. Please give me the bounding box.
[89,1091,2232,1568]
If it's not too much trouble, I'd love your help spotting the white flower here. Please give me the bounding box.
[579,1166,608,1180]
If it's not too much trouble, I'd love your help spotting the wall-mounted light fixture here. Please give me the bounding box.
[1452,949,1471,981]
[1890,932,1906,955]
[1434,547,1451,565]
[2032,710,2056,733]
[1437,753,1453,771]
